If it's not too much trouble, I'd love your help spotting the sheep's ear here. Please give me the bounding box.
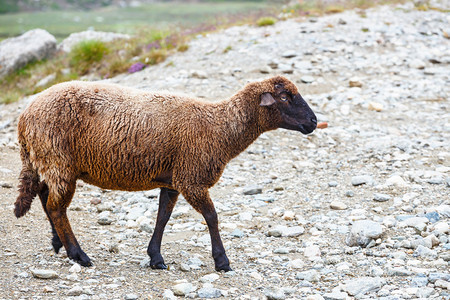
[260,93,276,106]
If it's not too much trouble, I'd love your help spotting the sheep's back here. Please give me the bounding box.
[19,81,197,190]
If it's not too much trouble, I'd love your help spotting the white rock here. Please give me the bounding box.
[433,222,449,234]
[342,277,385,296]
[385,175,408,187]
[346,220,384,247]
[0,29,56,77]
[162,289,177,300]
[30,268,58,279]
[368,102,383,112]
[69,263,81,273]
[172,282,197,296]
[304,245,321,259]
[200,273,220,283]
[301,75,315,83]
[67,286,84,296]
[330,201,347,210]
[239,212,253,221]
[59,30,130,53]
[287,258,304,269]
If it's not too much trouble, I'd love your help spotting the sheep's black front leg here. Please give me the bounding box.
[183,188,232,272]
[201,205,232,272]
[38,182,63,253]
[147,188,179,269]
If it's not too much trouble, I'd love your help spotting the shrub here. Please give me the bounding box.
[142,49,167,65]
[257,17,276,27]
[177,44,189,52]
[69,40,110,74]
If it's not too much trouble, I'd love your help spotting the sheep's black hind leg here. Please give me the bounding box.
[47,179,92,267]
[38,182,63,253]
[147,188,179,269]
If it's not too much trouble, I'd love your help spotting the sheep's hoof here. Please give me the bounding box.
[215,265,232,272]
[150,263,167,270]
[68,249,92,267]
[52,237,63,254]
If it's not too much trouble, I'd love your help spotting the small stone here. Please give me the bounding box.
[295,269,319,282]
[330,201,347,210]
[434,279,450,289]
[125,294,139,300]
[43,286,55,293]
[200,273,220,283]
[433,222,449,234]
[69,263,81,273]
[190,70,207,79]
[282,210,295,220]
[287,259,304,269]
[428,273,450,283]
[301,75,315,83]
[349,77,363,88]
[307,295,325,300]
[30,268,58,279]
[250,271,263,280]
[179,263,191,272]
[342,277,384,296]
[386,267,412,276]
[345,220,384,247]
[243,185,262,195]
[338,18,347,25]
[411,275,428,287]
[279,64,294,74]
[239,212,253,221]
[368,102,383,112]
[409,59,426,69]
[264,288,286,300]
[67,286,84,296]
[90,198,101,205]
[385,175,408,187]
[230,228,244,238]
[351,175,373,186]
[413,245,437,259]
[197,284,222,298]
[323,291,349,300]
[162,289,177,300]
[281,50,297,58]
[345,191,354,197]
[274,247,290,254]
[260,66,271,74]
[424,211,440,223]
[328,181,338,187]
[0,181,13,188]
[373,193,391,202]
[172,282,196,296]
[416,287,434,298]
[282,226,305,237]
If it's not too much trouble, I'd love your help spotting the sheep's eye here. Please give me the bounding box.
[280,95,288,101]
[275,84,283,89]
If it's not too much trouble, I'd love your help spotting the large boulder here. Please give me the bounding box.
[0,29,57,77]
[59,30,131,53]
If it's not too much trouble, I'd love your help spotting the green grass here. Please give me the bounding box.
[0,2,272,40]
[69,40,110,74]
[256,16,277,26]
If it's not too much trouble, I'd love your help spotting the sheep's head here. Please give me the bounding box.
[258,76,317,134]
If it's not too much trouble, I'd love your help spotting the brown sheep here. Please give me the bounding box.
[14,76,317,271]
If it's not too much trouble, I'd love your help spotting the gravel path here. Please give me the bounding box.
[0,2,449,299]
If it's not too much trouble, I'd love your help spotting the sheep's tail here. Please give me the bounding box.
[14,141,39,218]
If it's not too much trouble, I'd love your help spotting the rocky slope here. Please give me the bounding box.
[0,2,449,299]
